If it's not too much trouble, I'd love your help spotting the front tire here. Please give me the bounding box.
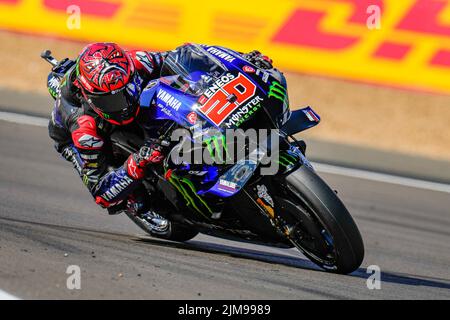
[279,166,364,274]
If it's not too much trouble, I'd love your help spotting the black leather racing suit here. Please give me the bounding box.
[48,50,167,209]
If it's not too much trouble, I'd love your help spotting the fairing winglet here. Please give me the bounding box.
[282,106,320,136]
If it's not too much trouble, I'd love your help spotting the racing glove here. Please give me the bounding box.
[125,144,165,180]
[243,50,273,69]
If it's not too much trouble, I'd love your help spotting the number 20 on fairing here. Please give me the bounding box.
[199,73,256,126]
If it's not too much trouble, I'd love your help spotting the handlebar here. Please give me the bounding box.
[40,50,59,67]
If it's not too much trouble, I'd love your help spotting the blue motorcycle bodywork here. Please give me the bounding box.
[139,44,320,200]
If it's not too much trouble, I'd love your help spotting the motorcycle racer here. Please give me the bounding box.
[47,42,273,230]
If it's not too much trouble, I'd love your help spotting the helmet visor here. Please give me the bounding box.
[84,88,139,124]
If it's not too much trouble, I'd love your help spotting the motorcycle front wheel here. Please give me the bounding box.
[276,165,364,274]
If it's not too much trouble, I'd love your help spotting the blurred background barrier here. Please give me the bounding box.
[1,0,450,94]
[0,0,449,180]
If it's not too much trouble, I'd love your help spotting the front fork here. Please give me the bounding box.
[248,140,311,239]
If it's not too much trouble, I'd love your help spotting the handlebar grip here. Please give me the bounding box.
[40,50,52,59]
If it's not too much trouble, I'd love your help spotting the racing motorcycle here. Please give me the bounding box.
[41,44,364,274]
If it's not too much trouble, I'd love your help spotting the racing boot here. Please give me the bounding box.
[138,209,170,234]
[126,190,170,234]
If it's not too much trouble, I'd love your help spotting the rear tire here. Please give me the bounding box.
[280,166,364,274]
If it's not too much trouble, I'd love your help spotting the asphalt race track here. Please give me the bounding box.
[0,119,449,299]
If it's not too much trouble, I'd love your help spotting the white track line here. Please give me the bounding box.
[312,162,450,194]
[0,289,20,300]
[1,110,449,193]
[0,111,48,127]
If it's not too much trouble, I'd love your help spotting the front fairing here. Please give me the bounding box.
[199,45,290,130]
[139,78,201,128]
[140,44,290,130]
[138,44,302,199]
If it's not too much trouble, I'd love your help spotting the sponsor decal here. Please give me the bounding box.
[127,158,140,179]
[277,152,298,169]
[79,74,94,92]
[78,134,104,148]
[256,69,270,83]
[206,47,235,63]
[125,73,143,97]
[199,73,257,126]
[198,95,208,105]
[157,89,182,111]
[218,179,237,193]
[223,95,263,128]
[159,105,174,117]
[228,161,255,184]
[268,81,287,102]
[303,109,320,122]
[168,173,213,218]
[203,134,229,162]
[256,198,275,218]
[243,65,255,73]
[135,51,155,73]
[257,184,274,207]
[187,111,198,125]
[48,76,60,89]
[100,175,134,201]
[200,74,213,85]
[203,73,236,99]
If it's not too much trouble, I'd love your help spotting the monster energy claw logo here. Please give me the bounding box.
[277,152,297,168]
[168,173,213,218]
[268,81,287,102]
[203,135,229,163]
